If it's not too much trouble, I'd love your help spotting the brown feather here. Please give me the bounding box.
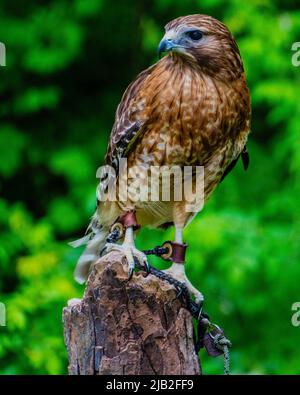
[102,14,251,228]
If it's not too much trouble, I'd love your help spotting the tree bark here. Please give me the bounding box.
[63,251,201,375]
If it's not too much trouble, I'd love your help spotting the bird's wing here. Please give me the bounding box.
[220,145,250,182]
[105,65,156,171]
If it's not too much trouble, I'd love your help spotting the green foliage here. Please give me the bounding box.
[0,0,299,374]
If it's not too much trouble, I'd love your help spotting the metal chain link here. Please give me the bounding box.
[104,227,231,375]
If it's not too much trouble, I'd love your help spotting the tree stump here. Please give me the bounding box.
[63,251,201,375]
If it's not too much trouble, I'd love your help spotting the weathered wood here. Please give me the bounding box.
[63,251,201,375]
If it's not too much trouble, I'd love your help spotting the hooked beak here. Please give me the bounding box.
[158,38,180,59]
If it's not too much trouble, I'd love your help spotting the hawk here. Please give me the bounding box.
[72,14,251,304]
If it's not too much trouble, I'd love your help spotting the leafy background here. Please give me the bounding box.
[0,0,299,374]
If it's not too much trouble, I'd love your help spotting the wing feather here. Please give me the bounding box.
[220,145,250,182]
[105,65,156,171]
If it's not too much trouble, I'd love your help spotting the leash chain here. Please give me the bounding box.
[105,228,231,374]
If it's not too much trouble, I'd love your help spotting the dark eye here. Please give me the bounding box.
[187,30,203,41]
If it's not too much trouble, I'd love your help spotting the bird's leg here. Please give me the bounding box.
[175,226,183,244]
[164,263,204,305]
[163,226,203,305]
[103,226,148,279]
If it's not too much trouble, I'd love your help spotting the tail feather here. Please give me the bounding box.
[71,228,109,284]
[68,234,91,248]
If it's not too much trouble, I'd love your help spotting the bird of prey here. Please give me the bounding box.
[72,14,251,304]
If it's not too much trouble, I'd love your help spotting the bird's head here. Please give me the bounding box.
[158,14,244,80]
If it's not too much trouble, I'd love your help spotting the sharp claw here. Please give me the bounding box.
[100,246,107,256]
[143,258,150,274]
[101,243,117,257]
[128,267,134,280]
[103,242,148,280]
[172,285,190,304]
[133,256,140,269]
[195,293,204,306]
